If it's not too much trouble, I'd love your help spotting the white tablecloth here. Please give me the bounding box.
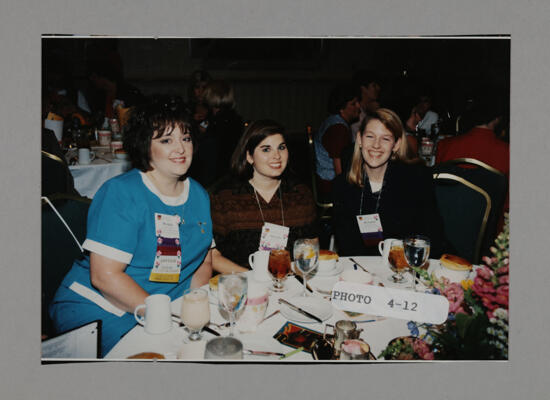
[106,256,429,361]
[68,148,131,198]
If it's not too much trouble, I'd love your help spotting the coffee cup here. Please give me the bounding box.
[134,294,173,335]
[248,250,271,282]
[111,140,123,153]
[378,238,400,266]
[318,250,338,272]
[236,282,269,333]
[98,130,112,146]
[78,148,95,165]
[339,269,373,285]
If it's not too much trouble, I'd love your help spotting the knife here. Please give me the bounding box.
[294,273,314,293]
[244,349,285,357]
[172,313,221,336]
[278,298,323,323]
[349,258,371,274]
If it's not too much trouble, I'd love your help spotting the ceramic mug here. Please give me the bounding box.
[134,294,173,334]
[248,250,271,282]
[378,238,400,266]
[78,148,95,165]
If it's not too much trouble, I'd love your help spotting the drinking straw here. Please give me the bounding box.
[279,346,304,360]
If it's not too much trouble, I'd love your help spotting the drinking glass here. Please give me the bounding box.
[387,239,408,283]
[267,249,292,292]
[180,288,210,341]
[293,238,319,296]
[403,235,431,291]
[218,273,248,336]
[204,337,243,360]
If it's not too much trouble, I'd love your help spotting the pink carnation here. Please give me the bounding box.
[476,266,494,280]
[498,275,509,285]
[472,277,497,296]
[497,265,509,275]
[442,283,465,314]
[413,339,434,360]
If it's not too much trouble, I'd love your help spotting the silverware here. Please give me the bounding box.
[260,309,280,324]
[349,258,371,274]
[209,321,231,329]
[278,298,323,323]
[244,349,284,357]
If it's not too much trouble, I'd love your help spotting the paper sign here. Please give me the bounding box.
[331,281,449,324]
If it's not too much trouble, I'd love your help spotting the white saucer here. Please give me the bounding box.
[280,297,333,324]
[313,261,344,277]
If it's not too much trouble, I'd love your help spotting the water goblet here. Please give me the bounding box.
[218,273,248,336]
[180,288,210,341]
[293,238,319,296]
[403,235,431,291]
[267,249,291,292]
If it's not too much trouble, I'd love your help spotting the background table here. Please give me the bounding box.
[106,256,432,361]
[68,147,131,198]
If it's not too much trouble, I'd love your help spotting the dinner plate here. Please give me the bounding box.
[427,261,475,283]
[280,297,333,324]
[313,261,344,277]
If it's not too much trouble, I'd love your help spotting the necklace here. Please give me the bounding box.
[359,170,385,215]
[252,183,285,226]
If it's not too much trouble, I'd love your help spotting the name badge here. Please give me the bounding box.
[331,281,449,324]
[356,213,384,247]
[259,222,289,251]
[150,213,182,283]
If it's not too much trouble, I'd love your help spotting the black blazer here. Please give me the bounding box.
[332,161,451,257]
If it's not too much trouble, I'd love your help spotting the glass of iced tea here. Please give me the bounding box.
[387,240,409,283]
[268,249,291,292]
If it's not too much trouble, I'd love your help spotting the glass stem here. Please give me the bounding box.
[229,311,235,336]
[303,274,308,296]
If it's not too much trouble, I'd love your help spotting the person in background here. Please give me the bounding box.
[203,80,244,181]
[211,120,319,267]
[350,70,382,137]
[49,96,215,356]
[406,95,439,138]
[313,83,361,200]
[435,93,509,176]
[332,108,449,257]
[187,69,211,128]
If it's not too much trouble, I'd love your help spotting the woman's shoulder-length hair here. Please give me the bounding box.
[347,108,416,187]
[230,119,287,181]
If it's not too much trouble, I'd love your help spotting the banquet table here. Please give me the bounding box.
[106,256,434,361]
[68,146,131,198]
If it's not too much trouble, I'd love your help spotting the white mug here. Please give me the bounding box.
[134,294,173,334]
[248,250,271,282]
[378,238,400,266]
[78,148,95,165]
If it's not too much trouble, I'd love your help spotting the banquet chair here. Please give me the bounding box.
[41,193,91,338]
[432,173,491,264]
[434,158,507,259]
[306,126,335,251]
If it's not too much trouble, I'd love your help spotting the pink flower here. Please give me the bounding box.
[442,283,465,314]
[472,277,496,296]
[476,266,494,280]
[498,275,509,285]
[413,339,435,360]
[497,265,509,275]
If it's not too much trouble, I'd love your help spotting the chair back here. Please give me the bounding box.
[306,126,333,213]
[432,173,491,264]
[42,194,91,337]
[434,158,507,258]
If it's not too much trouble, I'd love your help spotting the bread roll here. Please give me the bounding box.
[127,352,165,359]
[440,254,472,271]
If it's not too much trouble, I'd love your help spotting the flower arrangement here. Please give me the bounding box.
[379,214,509,360]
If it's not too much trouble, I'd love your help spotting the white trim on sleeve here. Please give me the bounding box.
[211,238,216,249]
[83,239,133,264]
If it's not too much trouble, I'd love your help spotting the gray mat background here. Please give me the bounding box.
[1,0,547,398]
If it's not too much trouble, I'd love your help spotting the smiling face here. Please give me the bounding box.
[246,133,289,181]
[358,119,401,179]
[149,125,193,181]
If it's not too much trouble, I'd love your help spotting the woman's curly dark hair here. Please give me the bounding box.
[123,95,197,172]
